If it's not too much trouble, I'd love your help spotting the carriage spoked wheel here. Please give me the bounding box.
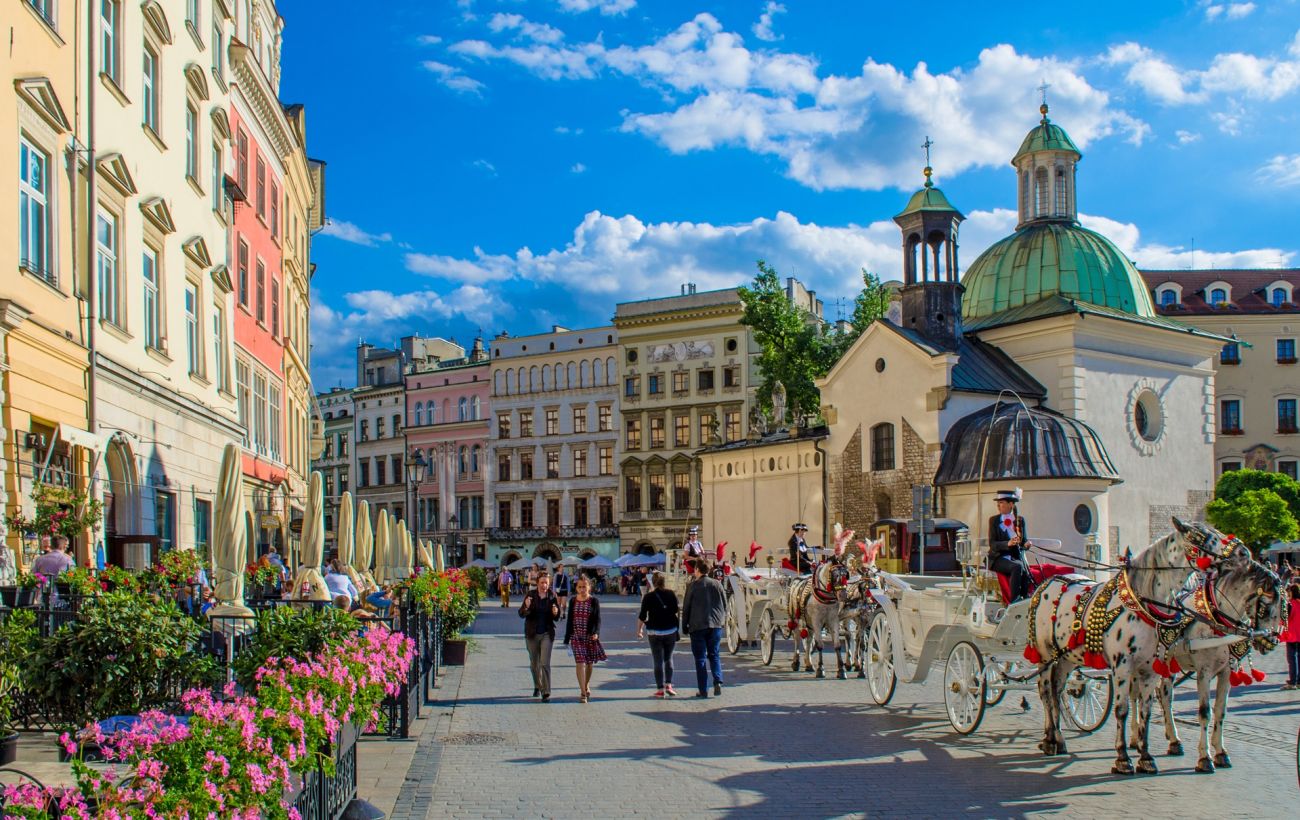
[982,661,1015,707]
[865,611,896,706]
[759,608,776,666]
[1061,669,1113,733]
[944,641,987,735]
[725,597,741,656]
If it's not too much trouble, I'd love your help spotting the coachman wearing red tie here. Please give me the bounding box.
[988,488,1032,602]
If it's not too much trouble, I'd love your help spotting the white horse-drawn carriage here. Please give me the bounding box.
[860,534,1113,735]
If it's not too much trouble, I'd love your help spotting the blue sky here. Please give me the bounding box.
[276,0,1300,388]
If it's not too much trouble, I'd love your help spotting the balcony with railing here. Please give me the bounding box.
[487,524,620,540]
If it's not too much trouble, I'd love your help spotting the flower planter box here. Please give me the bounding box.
[442,637,467,666]
[0,731,19,765]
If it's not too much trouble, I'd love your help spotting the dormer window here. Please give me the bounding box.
[1210,288,1227,307]
[1273,288,1287,307]
[1267,281,1293,307]
[1159,289,1177,307]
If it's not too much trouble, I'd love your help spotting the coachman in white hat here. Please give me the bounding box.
[988,488,1032,602]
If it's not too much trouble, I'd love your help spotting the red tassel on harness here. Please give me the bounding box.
[1084,651,1108,670]
[1066,631,1083,650]
[787,619,797,631]
[1023,645,1042,664]
[1195,555,1212,571]
[1168,658,1182,676]
[1251,668,1266,683]
[799,628,809,639]
[1229,670,1244,687]
[1152,658,1169,678]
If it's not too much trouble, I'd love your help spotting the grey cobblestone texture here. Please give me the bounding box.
[405,598,1298,818]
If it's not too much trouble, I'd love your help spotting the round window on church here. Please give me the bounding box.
[1073,503,1094,535]
[1133,390,1163,442]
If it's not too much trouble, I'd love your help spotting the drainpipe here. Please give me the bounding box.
[84,0,100,569]
[812,436,829,549]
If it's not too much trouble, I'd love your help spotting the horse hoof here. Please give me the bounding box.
[1195,758,1215,774]
[1056,741,1068,755]
[791,661,800,672]
[1213,752,1232,769]
[1111,760,1134,776]
[857,670,866,679]
[836,670,847,680]
[1038,739,1062,756]
[816,669,825,678]
[1136,757,1158,775]
[1167,742,1184,757]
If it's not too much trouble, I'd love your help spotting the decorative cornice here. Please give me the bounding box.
[182,236,212,267]
[96,153,137,196]
[0,299,33,332]
[184,63,210,101]
[141,0,173,45]
[229,40,294,159]
[210,107,231,140]
[14,77,71,132]
[139,196,176,234]
[210,264,233,294]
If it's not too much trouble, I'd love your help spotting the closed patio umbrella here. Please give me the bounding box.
[354,500,376,593]
[396,523,413,580]
[417,539,435,572]
[208,443,252,624]
[504,556,533,571]
[336,491,364,594]
[435,541,446,573]
[290,472,331,602]
[373,510,391,586]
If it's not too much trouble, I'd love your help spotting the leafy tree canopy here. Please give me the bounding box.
[1211,468,1300,521]
[738,261,891,425]
[1206,488,1300,554]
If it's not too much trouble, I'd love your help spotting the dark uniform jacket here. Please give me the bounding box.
[788,534,813,572]
[987,515,1027,564]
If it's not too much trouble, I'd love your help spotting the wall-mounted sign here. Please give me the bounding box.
[647,340,714,363]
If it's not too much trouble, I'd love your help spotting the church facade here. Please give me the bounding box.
[704,105,1226,569]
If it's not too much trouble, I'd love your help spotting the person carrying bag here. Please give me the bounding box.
[637,571,681,697]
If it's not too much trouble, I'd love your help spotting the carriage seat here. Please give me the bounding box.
[994,563,1074,605]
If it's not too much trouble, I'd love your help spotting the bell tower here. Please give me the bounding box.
[893,138,965,350]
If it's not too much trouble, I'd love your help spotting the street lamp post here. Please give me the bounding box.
[447,513,462,568]
[405,449,429,544]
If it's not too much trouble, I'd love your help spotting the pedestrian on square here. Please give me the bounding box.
[498,567,514,608]
[564,575,606,703]
[1282,583,1300,690]
[637,571,680,697]
[324,559,359,610]
[681,560,727,698]
[553,568,572,619]
[519,572,560,702]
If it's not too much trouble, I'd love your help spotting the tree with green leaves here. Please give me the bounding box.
[738,260,891,425]
[1210,468,1300,521]
[1206,488,1299,554]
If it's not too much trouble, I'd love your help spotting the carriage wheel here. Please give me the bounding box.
[1061,669,1113,733]
[865,611,896,706]
[983,661,1012,707]
[725,598,742,656]
[944,641,987,735]
[759,609,776,666]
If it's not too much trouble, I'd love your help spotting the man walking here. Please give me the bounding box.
[498,567,514,608]
[681,560,727,698]
[519,573,560,701]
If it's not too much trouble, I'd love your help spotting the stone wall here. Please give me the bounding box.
[1147,489,1213,547]
[828,419,937,536]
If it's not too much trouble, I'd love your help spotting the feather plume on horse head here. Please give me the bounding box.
[858,538,882,567]
[715,541,728,561]
[748,541,762,559]
[832,523,854,557]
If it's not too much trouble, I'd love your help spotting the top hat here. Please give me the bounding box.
[993,488,1022,503]
[793,523,808,531]
[687,526,700,535]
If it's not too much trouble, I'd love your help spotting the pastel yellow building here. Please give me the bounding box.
[2,0,92,564]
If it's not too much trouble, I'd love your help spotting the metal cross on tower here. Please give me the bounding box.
[922,135,933,167]
[1038,80,1051,105]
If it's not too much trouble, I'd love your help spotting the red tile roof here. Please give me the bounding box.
[1140,269,1300,316]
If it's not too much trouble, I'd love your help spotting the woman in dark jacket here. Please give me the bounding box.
[637,571,680,697]
[519,573,561,701]
[564,576,606,703]
[988,488,1032,602]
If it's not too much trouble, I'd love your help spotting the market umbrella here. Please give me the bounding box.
[614,553,641,567]
[208,443,252,621]
[580,555,616,569]
[290,472,330,602]
[354,500,376,593]
[435,541,446,573]
[394,523,412,580]
[630,553,666,567]
[504,556,533,571]
[558,555,583,567]
[373,510,391,586]
[336,491,363,594]
[467,558,496,569]
[417,539,436,572]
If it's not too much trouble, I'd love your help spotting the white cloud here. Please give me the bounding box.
[1258,153,1300,186]
[320,219,393,247]
[1106,30,1300,105]
[417,35,443,46]
[1213,103,1245,135]
[558,0,635,16]
[1080,213,1292,269]
[753,2,786,42]
[571,162,587,173]
[449,14,1145,191]
[1204,2,1255,21]
[1104,42,1202,104]
[1175,129,1201,144]
[472,158,498,175]
[554,125,584,134]
[422,60,485,95]
[488,13,565,44]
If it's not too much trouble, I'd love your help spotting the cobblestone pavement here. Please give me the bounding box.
[415,598,1299,818]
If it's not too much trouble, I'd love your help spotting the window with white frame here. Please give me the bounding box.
[185,284,200,375]
[1210,288,1227,306]
[236,130,248,191]
[101,0,120,82]
[211,142,223,213]
[269,384,281,461]
[255,260,265,324]
[237,239,249,307]
[186,0,199,29]
[1159,289,1177,307]
[270,277,280,338]
[96,210,120,326]
[19,136,53,283]
[142,46,159,132]
[213,303,227,389]
[185,106,198,180]
[270,181,279,239]
[255,158,265,218]
[236,359,251,446]
[253,372,268,454]
[142,248,161,350]
[211,21,223,78]
[28,0,55,26]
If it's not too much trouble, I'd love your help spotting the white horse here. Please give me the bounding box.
[1145,548,1283,773]
[785,526,856,679]
[1028,518,1231,775]
[840,539,885,677]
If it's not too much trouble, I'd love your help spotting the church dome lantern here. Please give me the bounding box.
[893,139,966,349]
[1013,103,1082,229]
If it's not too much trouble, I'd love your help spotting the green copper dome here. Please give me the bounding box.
[896,182,962,218]
[1013,106,1081,164]
[960,222,1156,322]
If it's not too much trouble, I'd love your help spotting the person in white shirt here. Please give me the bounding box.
[683,526,705,574]
[324,559,359,609]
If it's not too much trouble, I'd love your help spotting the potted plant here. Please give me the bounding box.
[0,609,36,764]
[245,561,281,600]
[14,571,46,608]
[407,569,478,665]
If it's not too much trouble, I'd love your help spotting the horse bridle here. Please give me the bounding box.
[811,561,850,605]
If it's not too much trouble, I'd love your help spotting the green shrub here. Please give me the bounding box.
[464,565,488,595]
[26,591,218,728]
[232,605,359,690]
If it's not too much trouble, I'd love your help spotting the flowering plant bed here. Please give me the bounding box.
[406,569,478,638]
[3,483,102,541]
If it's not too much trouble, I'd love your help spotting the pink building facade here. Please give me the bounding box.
[405,353,490,566]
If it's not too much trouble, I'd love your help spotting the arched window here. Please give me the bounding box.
[458,446,468,476]
[494,371,504,395]
[471,395,481,420]
[606,357,616,384]
[1054,166,1068,216]
[458,397,468,421]
[529,366,538,392]
[542,365,551,391]
[1019,170,1030,220]
[1273,287,1288,307]
[1210,288,1227,306]
[592,358,603,386]
[870,423,895,471]
[470,445,480,474]
[1034,167,1049,217]
[1159,289,1177,307]
[567,362,577,388]
[415,402,424,426]
[580,360,590,386]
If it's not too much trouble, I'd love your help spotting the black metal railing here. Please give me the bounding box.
[289,722,358,820]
